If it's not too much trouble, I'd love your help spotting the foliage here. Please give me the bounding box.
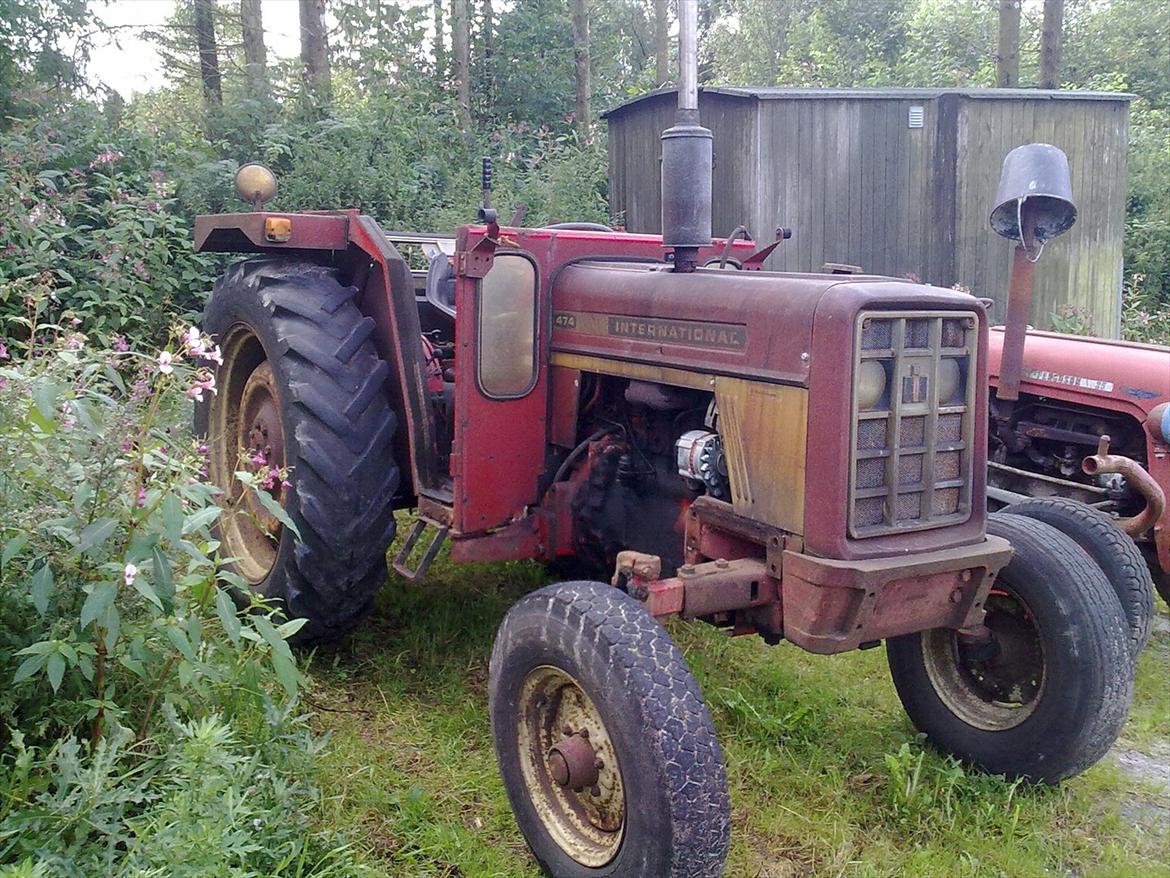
[0,0,94,121]
[0,108,219,345]
[0,316,368,875]
[1120,273,1170,344]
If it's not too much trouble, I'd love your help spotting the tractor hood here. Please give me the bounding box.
[550,261,980,386]
[988,327,1170,416]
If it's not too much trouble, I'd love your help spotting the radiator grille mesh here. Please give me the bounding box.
[849,311,976,537]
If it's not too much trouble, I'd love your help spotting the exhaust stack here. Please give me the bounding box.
[660,0,712,273]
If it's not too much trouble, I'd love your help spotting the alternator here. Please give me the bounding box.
[676,430,730,500]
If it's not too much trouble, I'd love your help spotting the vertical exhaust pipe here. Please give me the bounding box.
[660,0,712,273]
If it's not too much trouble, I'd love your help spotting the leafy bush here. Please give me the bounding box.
[0,109,219,345]
[1120,273,1170,344]
[0,308,367,875]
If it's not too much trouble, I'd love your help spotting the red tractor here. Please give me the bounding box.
[983,144,1167,626]
[192,19,1139,877]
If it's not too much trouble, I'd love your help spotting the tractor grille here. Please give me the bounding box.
[848,311,977,538]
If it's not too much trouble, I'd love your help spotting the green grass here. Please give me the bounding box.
[306,542,1170,878]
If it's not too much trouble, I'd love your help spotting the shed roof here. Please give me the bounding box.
[601,86,1134,118]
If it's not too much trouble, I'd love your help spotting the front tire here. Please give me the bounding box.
[489,581,730,877]
[1003,496,1153,662]
[200,259,400,641]
[886,513,1133,783]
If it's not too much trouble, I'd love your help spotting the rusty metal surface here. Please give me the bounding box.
[780,535,1014,654]
[1083,436,1166,538]
[986,325,1170,577]
[449,516,546,564]
[194,211,349,252]
[675,558,775,619]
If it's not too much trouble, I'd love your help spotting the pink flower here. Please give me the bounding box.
[89,150,124,169]
[0,341,8,360]
[156,351,174,374]
[185,369,217,402]
[136,487,147,507]
[112,335,129,353]
[250,450,267,468]
[124,563,137,585]
[260,466,281,490]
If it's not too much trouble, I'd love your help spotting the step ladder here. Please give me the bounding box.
[392,516,449,581]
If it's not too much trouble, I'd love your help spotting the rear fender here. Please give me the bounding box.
[195,210,442,500]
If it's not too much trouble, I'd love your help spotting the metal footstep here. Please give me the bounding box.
[392,517,449,581]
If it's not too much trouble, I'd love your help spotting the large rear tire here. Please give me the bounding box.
[489,581,730,877]
[886,513,1133,783]
[1003,496,1153,662]
[199,259,399,641]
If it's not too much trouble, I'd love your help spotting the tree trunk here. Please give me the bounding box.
[996,0,1021,88]
[1039,0,1064,89]
[192,0,222,108]
[654,0,669,86]
[572,0,590,141]
[433,0,446,82]
[299,0,332,106]
[482,0,495,117]
[452,0,470,129]
[241,0,267,100]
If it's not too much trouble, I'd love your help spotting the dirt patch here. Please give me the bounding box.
[1112,744,1170,796]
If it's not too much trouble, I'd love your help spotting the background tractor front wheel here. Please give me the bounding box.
[199,259,400,641]
[886,513,1133,783]
[489,581,730,878]
[1002,496,1153,662]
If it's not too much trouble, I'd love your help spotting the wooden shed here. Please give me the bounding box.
[604,87,1132,336]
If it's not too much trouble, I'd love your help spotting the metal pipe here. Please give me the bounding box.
[678,0,698,112]
[996,204,1038,403]
[1082,435,1166,537]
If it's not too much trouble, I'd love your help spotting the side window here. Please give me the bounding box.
[477,254,538,398]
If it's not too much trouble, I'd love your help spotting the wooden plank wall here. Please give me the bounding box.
[953,97,1128,336]
[608,94,757,240]
[606,91,1128,335]
[755,96,942,277]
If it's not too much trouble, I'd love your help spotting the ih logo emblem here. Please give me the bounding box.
[903,364,929,405]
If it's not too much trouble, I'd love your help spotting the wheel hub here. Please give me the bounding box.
[516,666,625,867]
[921,588,1045,731]
[547,729,601,792]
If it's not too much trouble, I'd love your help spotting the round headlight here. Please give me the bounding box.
[857,360,888,410]
[937,358,962,405]
[234,162,278,209]
[1148,402,1169,443]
